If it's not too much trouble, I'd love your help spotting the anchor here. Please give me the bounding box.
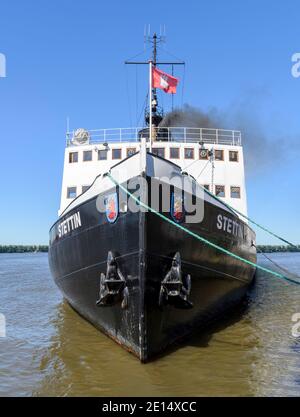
[159,252,193,309]
[96,251,129,309]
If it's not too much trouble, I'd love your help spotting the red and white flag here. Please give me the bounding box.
[152,67,179,94]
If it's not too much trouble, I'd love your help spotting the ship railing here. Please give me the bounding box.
[66,127,241,146]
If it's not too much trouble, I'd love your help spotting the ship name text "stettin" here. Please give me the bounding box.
[217,214,243,237]
[58,212,81,238]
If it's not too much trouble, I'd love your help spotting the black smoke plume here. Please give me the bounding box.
[159,104,299,174]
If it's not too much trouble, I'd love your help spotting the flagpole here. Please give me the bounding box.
[149,60,152,152]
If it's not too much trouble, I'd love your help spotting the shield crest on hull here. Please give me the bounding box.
[170,191,184,223]
[105,193,118,223]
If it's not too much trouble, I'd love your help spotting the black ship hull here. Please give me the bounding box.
[49,152,256,362]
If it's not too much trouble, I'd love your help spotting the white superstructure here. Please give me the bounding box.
[59,126,248,218]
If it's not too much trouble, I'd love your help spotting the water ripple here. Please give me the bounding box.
[0,252,300,396]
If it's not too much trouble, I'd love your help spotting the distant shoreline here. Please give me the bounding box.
[256,245,300,253]
[0,245,48,253]
[0,244,299,254]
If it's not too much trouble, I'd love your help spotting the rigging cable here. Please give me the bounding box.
[183,156,297,249]
[195,180,298,249]
[182,148,211,172]
[156,44,186,108]
[107,172,300,286]
[171,64,174,111]
[124,46,153,127]
[190,165,299,279]
[125,46,153,63]
[157,44,185,63]
[255,245,300,281]
[135,64,138,126]
[181,63,185,107]
[196,159,211,180]
[124,64,133,128]
[137,93,148,127]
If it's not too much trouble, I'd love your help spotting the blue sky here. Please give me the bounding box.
[0,0,299,245]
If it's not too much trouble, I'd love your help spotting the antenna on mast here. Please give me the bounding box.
[125,28,184,138]
[159,24,166,43]
[144,24,151,50]
[143,30,167,128]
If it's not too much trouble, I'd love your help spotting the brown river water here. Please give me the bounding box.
[0,252,299,396]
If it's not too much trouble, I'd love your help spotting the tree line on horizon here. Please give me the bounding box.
[0,245,48,253]
[0,244,299,254]
[257,245,300,253]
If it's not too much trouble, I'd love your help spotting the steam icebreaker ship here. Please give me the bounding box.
[49,35,256,361]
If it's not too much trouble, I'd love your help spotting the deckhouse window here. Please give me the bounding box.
[229,151,239,162]
[214,150,224,161]
[127,147,136,157]
[67,187,77,199]
[69,152,78,163]
[82,185,90,193]
[215,185,225,197]
[83,150,93,162]
[112,149,122,159]
[152,148,165,158]
[170,147,180,159]
[98,149,108,160]
[184,148,194,159]
[231,186,241,198]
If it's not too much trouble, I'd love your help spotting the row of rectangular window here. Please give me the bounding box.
[203,184,241,199]
[66,185,90,199]
[69,148,239,163]
[154,148,238,162]
[66,185,241,199]
[69,148,136,163]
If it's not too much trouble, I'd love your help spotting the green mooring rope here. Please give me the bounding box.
[196,179,297,249]
[107,172,300,286]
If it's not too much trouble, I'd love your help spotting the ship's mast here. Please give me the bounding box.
[149,60,153,150]
[124,31,184,142]
[149,33,161,147]
[149,33,158,149]
[151,33,158,119]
